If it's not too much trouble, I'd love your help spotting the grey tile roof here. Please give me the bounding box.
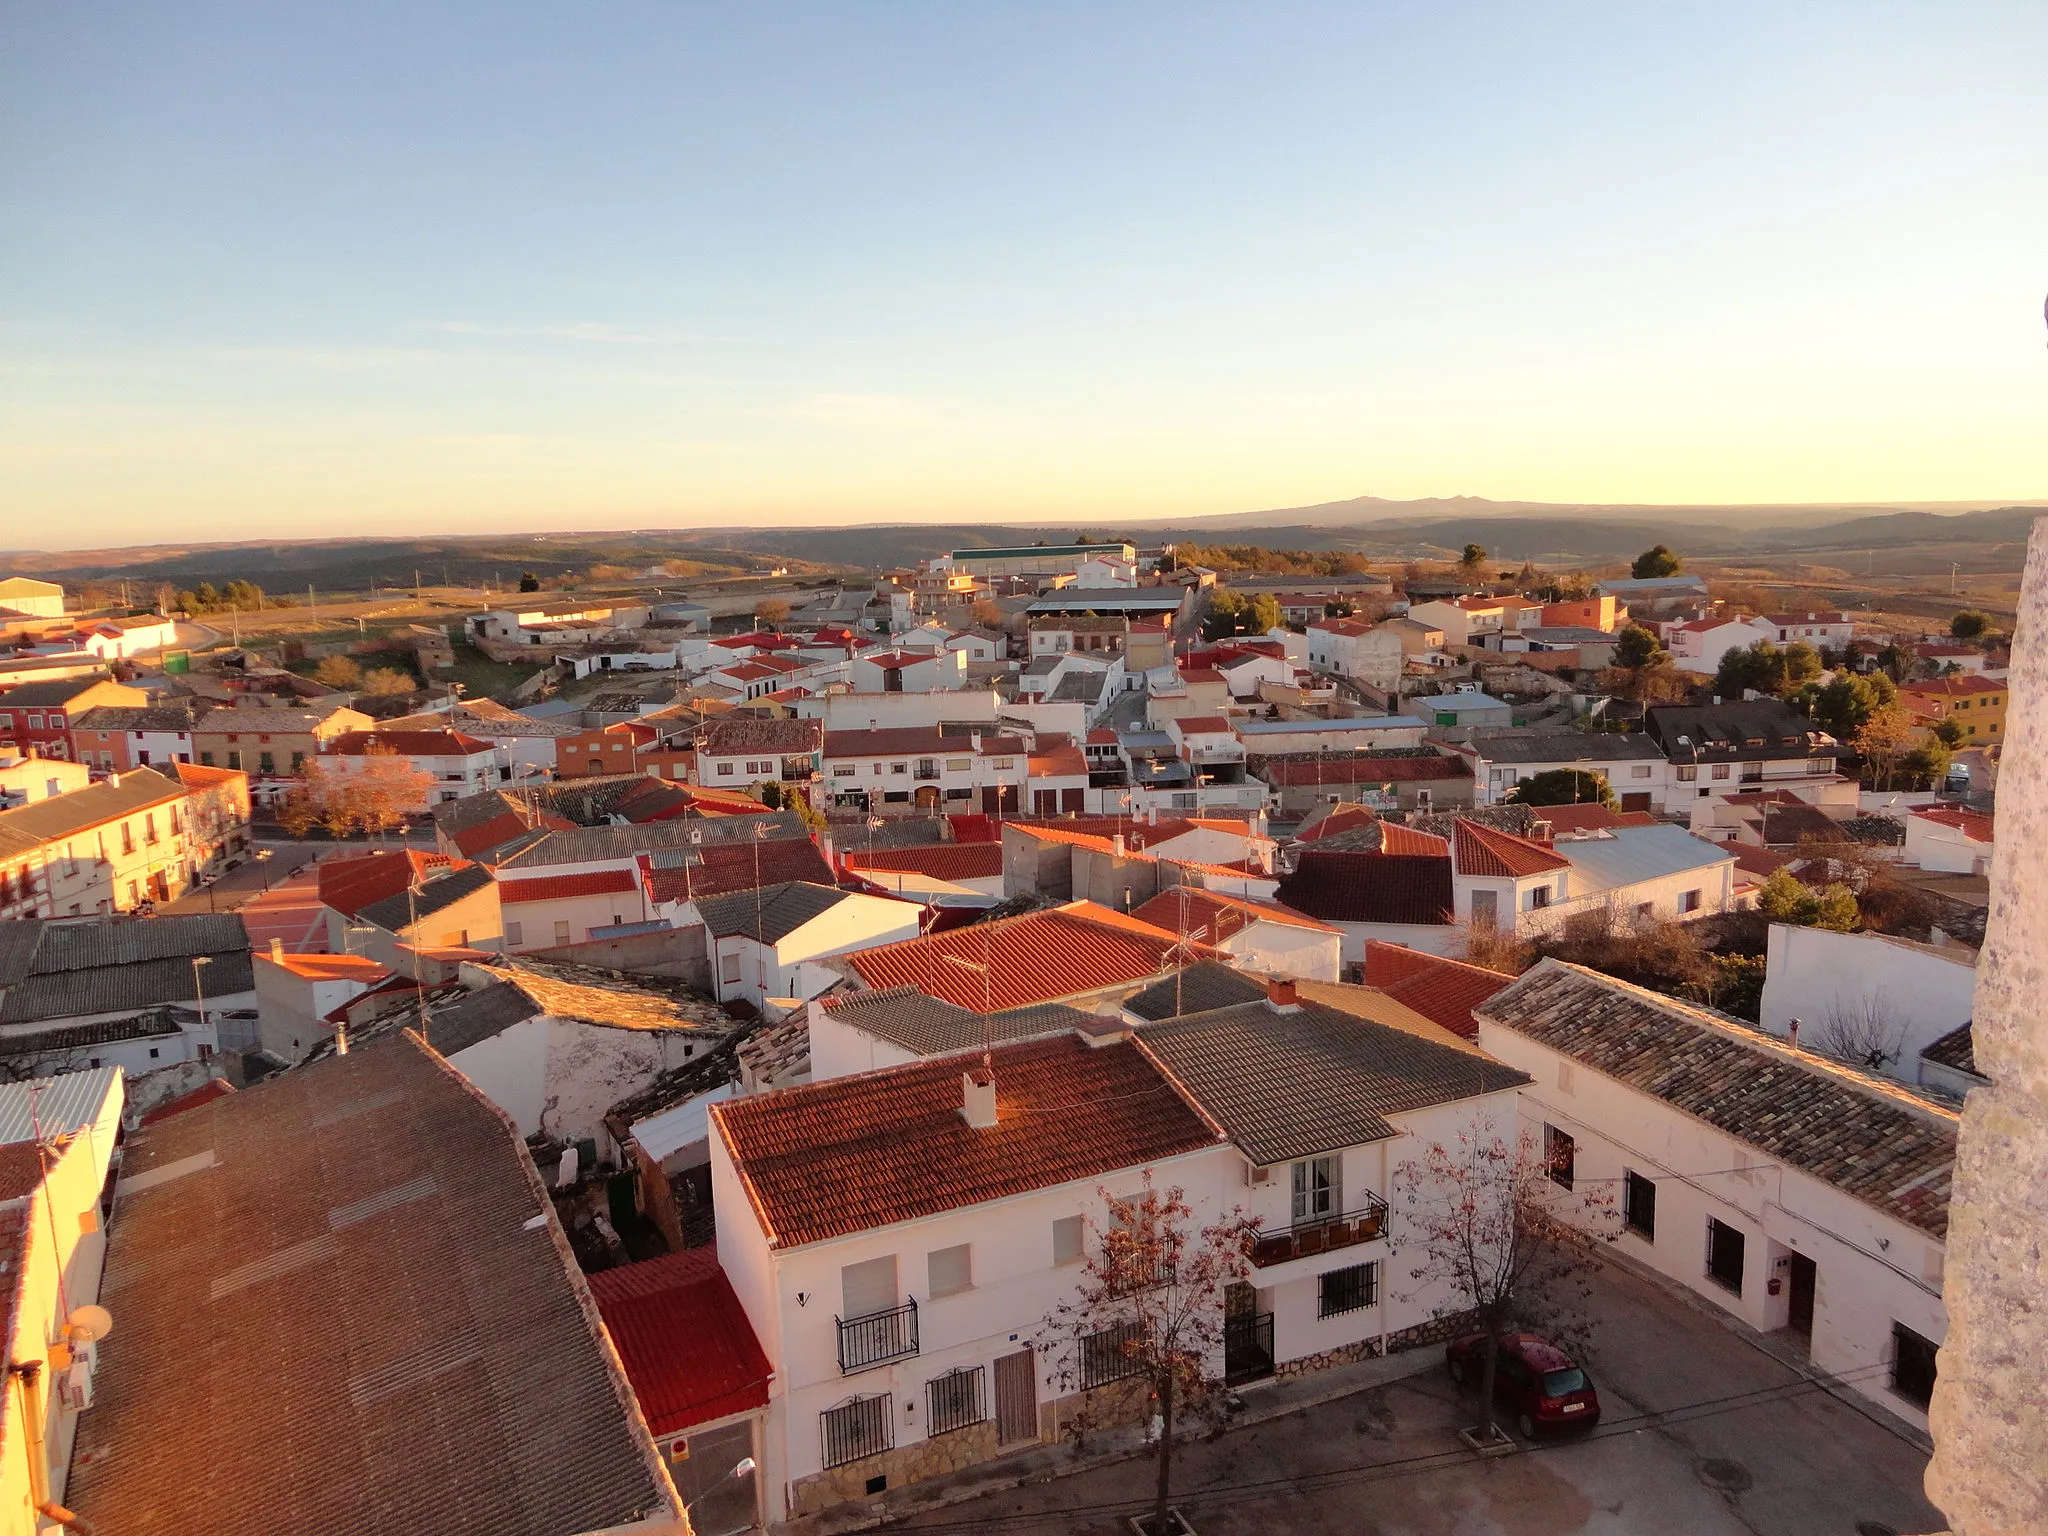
[692,881,853,944]
[0,915,254,1026]
[0,1009,183,1058]
[819,986,1098,1057]
[69,704,199,733]
[1460,732,1665,765]
[423,981,548,1055]
[1122,961,1268,1021]
[356,863,498,934]
[70,1034,677,1535]
[1137,998,1530,1164]
[0,765,187,845]
[1477,961,1957,1238]
[491,812,808,869]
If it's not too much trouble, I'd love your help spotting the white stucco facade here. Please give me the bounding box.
[1756,925,1977,1081]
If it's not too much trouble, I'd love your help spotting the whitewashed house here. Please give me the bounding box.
[1757,925,1977,1082]
[1903,807,1994,875]
[1663,615,1780,674]
[1478,961,1954,1434]
[709,989,1527,1520]
[1304,620,1403,692]
[1129,886,1342,980]
[692,881,923,1010]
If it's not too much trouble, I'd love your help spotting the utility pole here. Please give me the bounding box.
[1952,563,1960,596]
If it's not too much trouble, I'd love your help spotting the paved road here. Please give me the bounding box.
[892,1259,1942,1536]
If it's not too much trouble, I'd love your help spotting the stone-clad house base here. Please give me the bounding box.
[1275,1310,1476,1379]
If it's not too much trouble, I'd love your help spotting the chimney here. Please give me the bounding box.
[269,937,284,962]
[106,772,120,789]
[1787,1017,1800,1049]
[960,1067,998,1129]
[1267,977,1301,1012]
[1111,833,1125,857]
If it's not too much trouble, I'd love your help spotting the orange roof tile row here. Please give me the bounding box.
[841,842,1005,881]
[1363,941,1517,1040]
[496,869,643,905]
[1452,819,1569,878]
[1131,887,1338,942]
[842,901,1215,1010]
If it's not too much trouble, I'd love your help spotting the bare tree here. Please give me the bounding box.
[1809,990,1908,1072]
[1397,1119,1618,1444]
[313,655,363,687]
[1458,918,1533,976]
[1041,1177,1253,1536]
[298,743,434,841]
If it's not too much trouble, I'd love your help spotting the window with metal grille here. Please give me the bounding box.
[1624,1171,1656,1240]
[820,1394,892,1469]
[925,1367,986,1436]
[1706,1218,1745,1294]
[1890,1323,1938,1410]
[1317,1261,1378,1318]
[1078,1322,1145,1389]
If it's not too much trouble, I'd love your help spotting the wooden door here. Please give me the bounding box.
[1787,1253,1816,1337]
[994,1347,1038,1445]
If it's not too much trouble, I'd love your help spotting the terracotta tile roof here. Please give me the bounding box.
[711,1033,1222,1248]
[1363,941,1518,1040]
[1138,998,1530,1164]
[819,986,1098,1058]
[841,901,1213,1010]
[1899,675,2004,699]
[1177,668,1227,685]
[138,1076,236,1126]
[317,850,461,917]
[1253,752,1471,787]
[1292,804,1381,844]
[823,726,981,758]
[586,1250,772,1438]
[326,729,494,756]
[1727,842,1793,880]
[1029,743,1088,777]
[1272,850,1454,927]
[1130,887,1338,943]
[842,842,1005,882]
[497,869,642,905]
[1172,716,1233,734]
[642,837,834,903]
[1478,961,1958,1238]
[1453,819,1570,877]
[1004,821,1122,856]
[1537,804,1660,835]
[70,1035,677,1533]
[1763,803,1845,846]
[1911,806,1995,841]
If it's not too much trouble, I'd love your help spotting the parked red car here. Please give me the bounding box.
[1446,1332,1601,1437]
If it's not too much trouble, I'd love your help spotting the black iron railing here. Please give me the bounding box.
[837,1298,919,1374]
[925,1366,987,1436]
[1078,1321,1145,1390]
[1224,1311,1275,1385]
[821,1393,892,1469]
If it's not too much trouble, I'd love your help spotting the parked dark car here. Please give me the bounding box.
[1446,1331,1601,1437]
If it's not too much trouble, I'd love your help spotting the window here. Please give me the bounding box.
[717,763,734,776]
[24,715,41,730]
[1631,764,1652,779]
[199,752,214,767]
[1624,1171,1656,1240]
[120,824,134,855]
[1317,1261,1378,1318]
[820,1394,892,1469]
[1706,1218,1745,1293]
[1545,1124,1575,1190]
[1890,1323,1938,1410]
[1710,763,1731,781]
[1676,766,1697,782]
[890,762,908,775]
[144,813,158,844]
[1291,1156,1338,1222]
[842,1255,898,1320]
[1469,889,1498,928]
[227,750,242,771]
[1678,889,1702,914]
[834,764,856,777]
[553,920,571,945]
[258,752,275,775]
[720,950,742,985]
[927,1244,972,1297]
[1079,1322,1145,1388]
[926,1367,987,1436]
[1052,1215,1084,1267]
[946,758,972,772]
[1527,885,1551,911]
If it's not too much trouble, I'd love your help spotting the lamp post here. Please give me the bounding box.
[190,954,213,1034]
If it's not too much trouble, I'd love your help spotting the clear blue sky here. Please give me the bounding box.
[3,3,2044,545]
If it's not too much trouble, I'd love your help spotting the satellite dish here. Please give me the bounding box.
[66,1304,113,1344]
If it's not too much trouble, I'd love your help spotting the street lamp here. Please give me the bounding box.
[190,954,213,1033]
[255,847,275,890]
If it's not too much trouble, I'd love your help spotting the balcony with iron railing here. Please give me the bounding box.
[836,1298,919,1374]
[1247,1194,1389,1268]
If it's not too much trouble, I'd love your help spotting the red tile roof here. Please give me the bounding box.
[1537,804,1660,835]
[1900,675,2005,699]
[842,843,1005,882]
[1272,850,1455,927]
[266,953,390,982]
[1911,806,1995,841]
[1378,823,1451,857]
[1131,887,1338,942]
[586,1250,772,1437]
[842,901,1214,1010]
[1363,942,1517,1041]
[1028,744,1088,777]
[1172,716,1234,735]
[139,1077,238,1126]
[1294,805,1381,844]
[1255,754,1471,787]
[317,850,462,917]
[1728,842,1792,880]
[712,1034,1223,1248]
[326,730,494,756]
[1177,668,1227,685]
[497,869,642,905]
[1453,819,1570,877]
[642,838,834,904]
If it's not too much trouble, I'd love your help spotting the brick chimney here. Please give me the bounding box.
[1787,1017,1800,1048]
[960,1067,998,1129]
[1267,977,1301,1012]
[269,937,284,962]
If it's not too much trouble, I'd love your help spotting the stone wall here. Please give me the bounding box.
[789,1421,999,1517]
[1272,1308,1478,1380]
